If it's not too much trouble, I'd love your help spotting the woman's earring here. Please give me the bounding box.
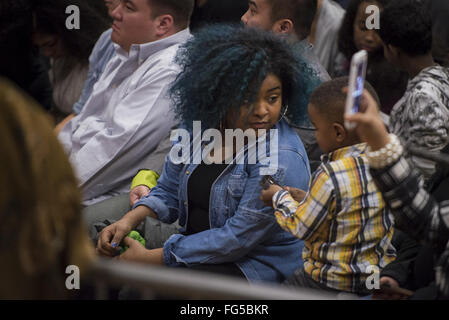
[278,104,289,122]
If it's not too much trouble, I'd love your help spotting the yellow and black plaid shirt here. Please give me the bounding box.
[273,143,396,293]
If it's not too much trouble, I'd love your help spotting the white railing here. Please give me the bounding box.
[88,258,357,300]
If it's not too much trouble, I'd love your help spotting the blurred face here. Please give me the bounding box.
[32,33,64,58]
[308,104,339,153]
[353,1,383,54]
[105,0,121,17]
[230,73,283,136]
[241,0,274,31]
[111,0,159,51]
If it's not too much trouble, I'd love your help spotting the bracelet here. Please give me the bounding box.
[366,134,404,168]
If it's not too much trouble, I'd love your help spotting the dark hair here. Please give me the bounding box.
[0,0,33,78]
[267,0,317,40]
[170,24,319,129]
[338,0,390,59]
[426,0,449,66]
[148,0,194,29]
[378,0,432,56]
[0,0,32,49]
[310,76,380,123]
[32,0,109,62]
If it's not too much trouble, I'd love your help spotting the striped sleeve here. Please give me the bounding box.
[371,156,449,246]
[273,169,334,240]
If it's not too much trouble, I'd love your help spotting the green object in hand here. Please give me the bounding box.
[119,230,146,254]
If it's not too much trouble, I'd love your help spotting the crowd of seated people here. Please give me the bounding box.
[1,0,449,300]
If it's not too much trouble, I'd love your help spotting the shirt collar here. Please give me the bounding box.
[407,64,442,91]
[321,143,367,163]
[114,28,192,63]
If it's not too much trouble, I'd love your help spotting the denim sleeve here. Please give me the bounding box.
[162,149,310,267]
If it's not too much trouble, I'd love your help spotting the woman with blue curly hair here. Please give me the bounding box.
[96,25,313,283]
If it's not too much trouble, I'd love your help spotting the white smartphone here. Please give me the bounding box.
[344,50,368,129]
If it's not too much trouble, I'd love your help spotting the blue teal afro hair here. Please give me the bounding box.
[170,23,322,129]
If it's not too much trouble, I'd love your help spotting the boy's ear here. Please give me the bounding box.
[333,122,346,143]
[271,19,294,35]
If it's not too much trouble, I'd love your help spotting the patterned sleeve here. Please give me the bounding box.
[370,156,449,248]
[404,93,449,179]
[272,168,335,240]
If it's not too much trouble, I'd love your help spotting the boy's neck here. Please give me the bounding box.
[329,139,363,155]
[405,54,436,79]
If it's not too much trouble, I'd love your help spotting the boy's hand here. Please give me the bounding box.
[260,184,283,207]
[284,187,307,202]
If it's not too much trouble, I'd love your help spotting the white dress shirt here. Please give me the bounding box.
[313,0,346,77]
[59,28,192,205]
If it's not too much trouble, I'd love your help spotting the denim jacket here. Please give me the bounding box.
[134,119,311,283]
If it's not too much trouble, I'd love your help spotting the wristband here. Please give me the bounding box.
[366,134,404,168]
[130,169,160,190]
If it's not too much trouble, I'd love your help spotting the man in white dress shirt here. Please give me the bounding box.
[59,0,194,205]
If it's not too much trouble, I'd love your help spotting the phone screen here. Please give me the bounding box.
[352,63,365,113]
[344,50,368,129]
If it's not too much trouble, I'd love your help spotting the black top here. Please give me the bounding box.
[186,162,228,235]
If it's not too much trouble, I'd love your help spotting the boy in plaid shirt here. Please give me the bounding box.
[261,77,396,295]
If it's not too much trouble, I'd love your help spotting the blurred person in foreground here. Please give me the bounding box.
[0,79,94,299]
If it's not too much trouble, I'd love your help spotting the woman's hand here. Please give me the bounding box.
[96,219,133,257]
[260,184,283,207]
[344,89,390,151]
[116,238,164,265]
[129,185,151,207]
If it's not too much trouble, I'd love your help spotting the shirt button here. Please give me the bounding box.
[186,170,190,175]
[184,201,187,206]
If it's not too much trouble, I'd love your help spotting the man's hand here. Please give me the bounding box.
[260,184,283,207]
[129,185,151,207]
[96,219,133,257]
[116,238,164,265]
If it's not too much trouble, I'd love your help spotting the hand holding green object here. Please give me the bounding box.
[119,231,146,254]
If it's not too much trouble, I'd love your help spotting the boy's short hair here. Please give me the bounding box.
[267,0,317,40]
[309,76,380,123]
[378,0,432,56]
[148,0,194,29]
